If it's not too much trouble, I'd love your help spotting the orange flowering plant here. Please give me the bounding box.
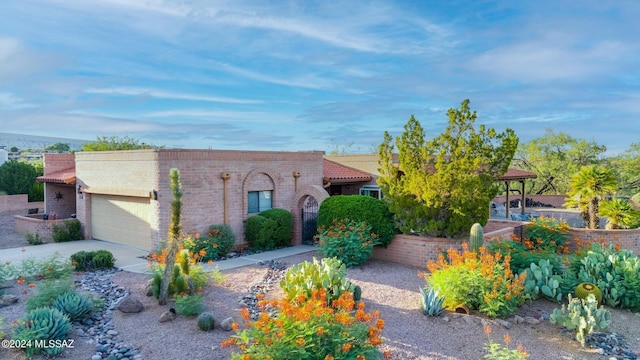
[148,246,209,298]
[222,288,390,360]
[183,225,236,262]
[521,216,570,253]
[315,219,380,268]
[424,243,526,318]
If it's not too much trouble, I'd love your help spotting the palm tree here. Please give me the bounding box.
[566,165,618,229]
[599,197,640,229]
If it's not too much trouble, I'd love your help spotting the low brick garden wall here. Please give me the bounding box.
[0,194,43,213]
[14,214,69,243]
[567,228,640,254]
[372,220,524,268]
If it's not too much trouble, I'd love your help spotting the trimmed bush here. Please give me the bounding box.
[245,215,279,251]
[317,195,395,247]
[70,250,115,271]
[52,219,82,242]
[184,224,236,261]
[259,208,293,247]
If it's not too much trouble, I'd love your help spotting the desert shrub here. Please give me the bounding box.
[184,224,235,261]
[6,254,74,282]
[222,288,389,360]
[280,257,355,305]
[317,195,395,247]
[52,219,82,242]
[259,208,293,247]
[71,250,115,271]
[25,232,43,245]
[487,239,563,275]
[70,250,115,271]
[522,216,570,253]
[483,325,529,359]
[26,277,75,311]
[12,307,72,357]
[174,294,205,316]
[316,219,379,267]
[245,215,280,251]
[425,244,526,318]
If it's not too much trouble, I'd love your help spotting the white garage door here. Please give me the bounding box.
[91,195,152,249]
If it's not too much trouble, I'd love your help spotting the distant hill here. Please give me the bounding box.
[0,133,88,151]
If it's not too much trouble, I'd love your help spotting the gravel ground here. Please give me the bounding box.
[2,208,640,359]
[0,211,31,250]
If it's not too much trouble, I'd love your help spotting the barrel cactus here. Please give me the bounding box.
[197,312,215,331]
[53,291,94,321]
[469,223,484,253]
[575,282,603,304]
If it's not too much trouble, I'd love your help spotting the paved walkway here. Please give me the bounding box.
[0,240,317,274]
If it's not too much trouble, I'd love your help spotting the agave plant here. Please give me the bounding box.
[419,286,446,316]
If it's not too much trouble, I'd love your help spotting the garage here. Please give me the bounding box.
[91,194,152,250]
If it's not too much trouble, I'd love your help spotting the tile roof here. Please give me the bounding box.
[498,168,537,181]
[36,169,76,184]
[323,159,372,184]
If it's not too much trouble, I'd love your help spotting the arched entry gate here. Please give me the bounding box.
[301,196,319,245]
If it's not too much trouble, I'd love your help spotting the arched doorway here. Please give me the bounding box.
[301,196,319,245]
[289,185,329,246]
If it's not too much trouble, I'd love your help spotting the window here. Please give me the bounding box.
[359,185,382,199]
[248,191,272,213]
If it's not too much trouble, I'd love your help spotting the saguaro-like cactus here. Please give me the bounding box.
[469,223,484,253]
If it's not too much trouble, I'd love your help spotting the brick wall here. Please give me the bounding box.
[372,220,523,268]
[567,228,640,254]
[43,153,75,174]
[14,214,69,243]
[44,183,76,218]
[75,149,326,250]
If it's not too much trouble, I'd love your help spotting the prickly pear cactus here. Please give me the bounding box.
[523,259,563,302]
[469,223,484,253]
[549,294,610,347]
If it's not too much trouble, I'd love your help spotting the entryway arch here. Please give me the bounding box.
[289,185,329,246]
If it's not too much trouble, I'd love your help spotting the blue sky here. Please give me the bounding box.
[0,1,638,155]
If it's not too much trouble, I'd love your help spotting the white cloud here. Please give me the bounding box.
[0,92,35,110]
[85,87,262,104]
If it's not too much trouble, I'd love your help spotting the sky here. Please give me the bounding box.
[0,1,639,155]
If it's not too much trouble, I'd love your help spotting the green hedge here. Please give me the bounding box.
[259,208,293,248]
[52,220,82,243]
[317,195,395,247]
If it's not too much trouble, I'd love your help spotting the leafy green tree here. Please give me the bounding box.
[9,146,18,153]
[45,142,70,153]
[603,142,640,198]
[514,129,607,194]
[0,160,38,195]
[599,197,640,229]
[82,136,156,151]
[565,165,618,229]
[378,99,519,238]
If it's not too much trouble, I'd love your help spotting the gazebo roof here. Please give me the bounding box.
[498,168,537,181]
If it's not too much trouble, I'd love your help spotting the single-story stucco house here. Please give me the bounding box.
[37,149,330,251]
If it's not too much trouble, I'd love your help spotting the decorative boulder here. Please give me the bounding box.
[117,295,144,313]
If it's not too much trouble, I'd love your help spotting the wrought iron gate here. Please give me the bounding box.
[301,197,319,245]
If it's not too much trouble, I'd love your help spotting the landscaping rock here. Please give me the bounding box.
[117,295,144,313]
[159,308,177,323]
[496,319,511,329]
[513,315,525,324]
[145,279,154,297]
[0,294,18,307]
[220,317,234,331]
[524,316,540,325]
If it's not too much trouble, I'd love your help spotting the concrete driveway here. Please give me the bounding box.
[0,240,316,274]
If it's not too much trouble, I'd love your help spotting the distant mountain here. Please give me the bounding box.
[0,133,88,151]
